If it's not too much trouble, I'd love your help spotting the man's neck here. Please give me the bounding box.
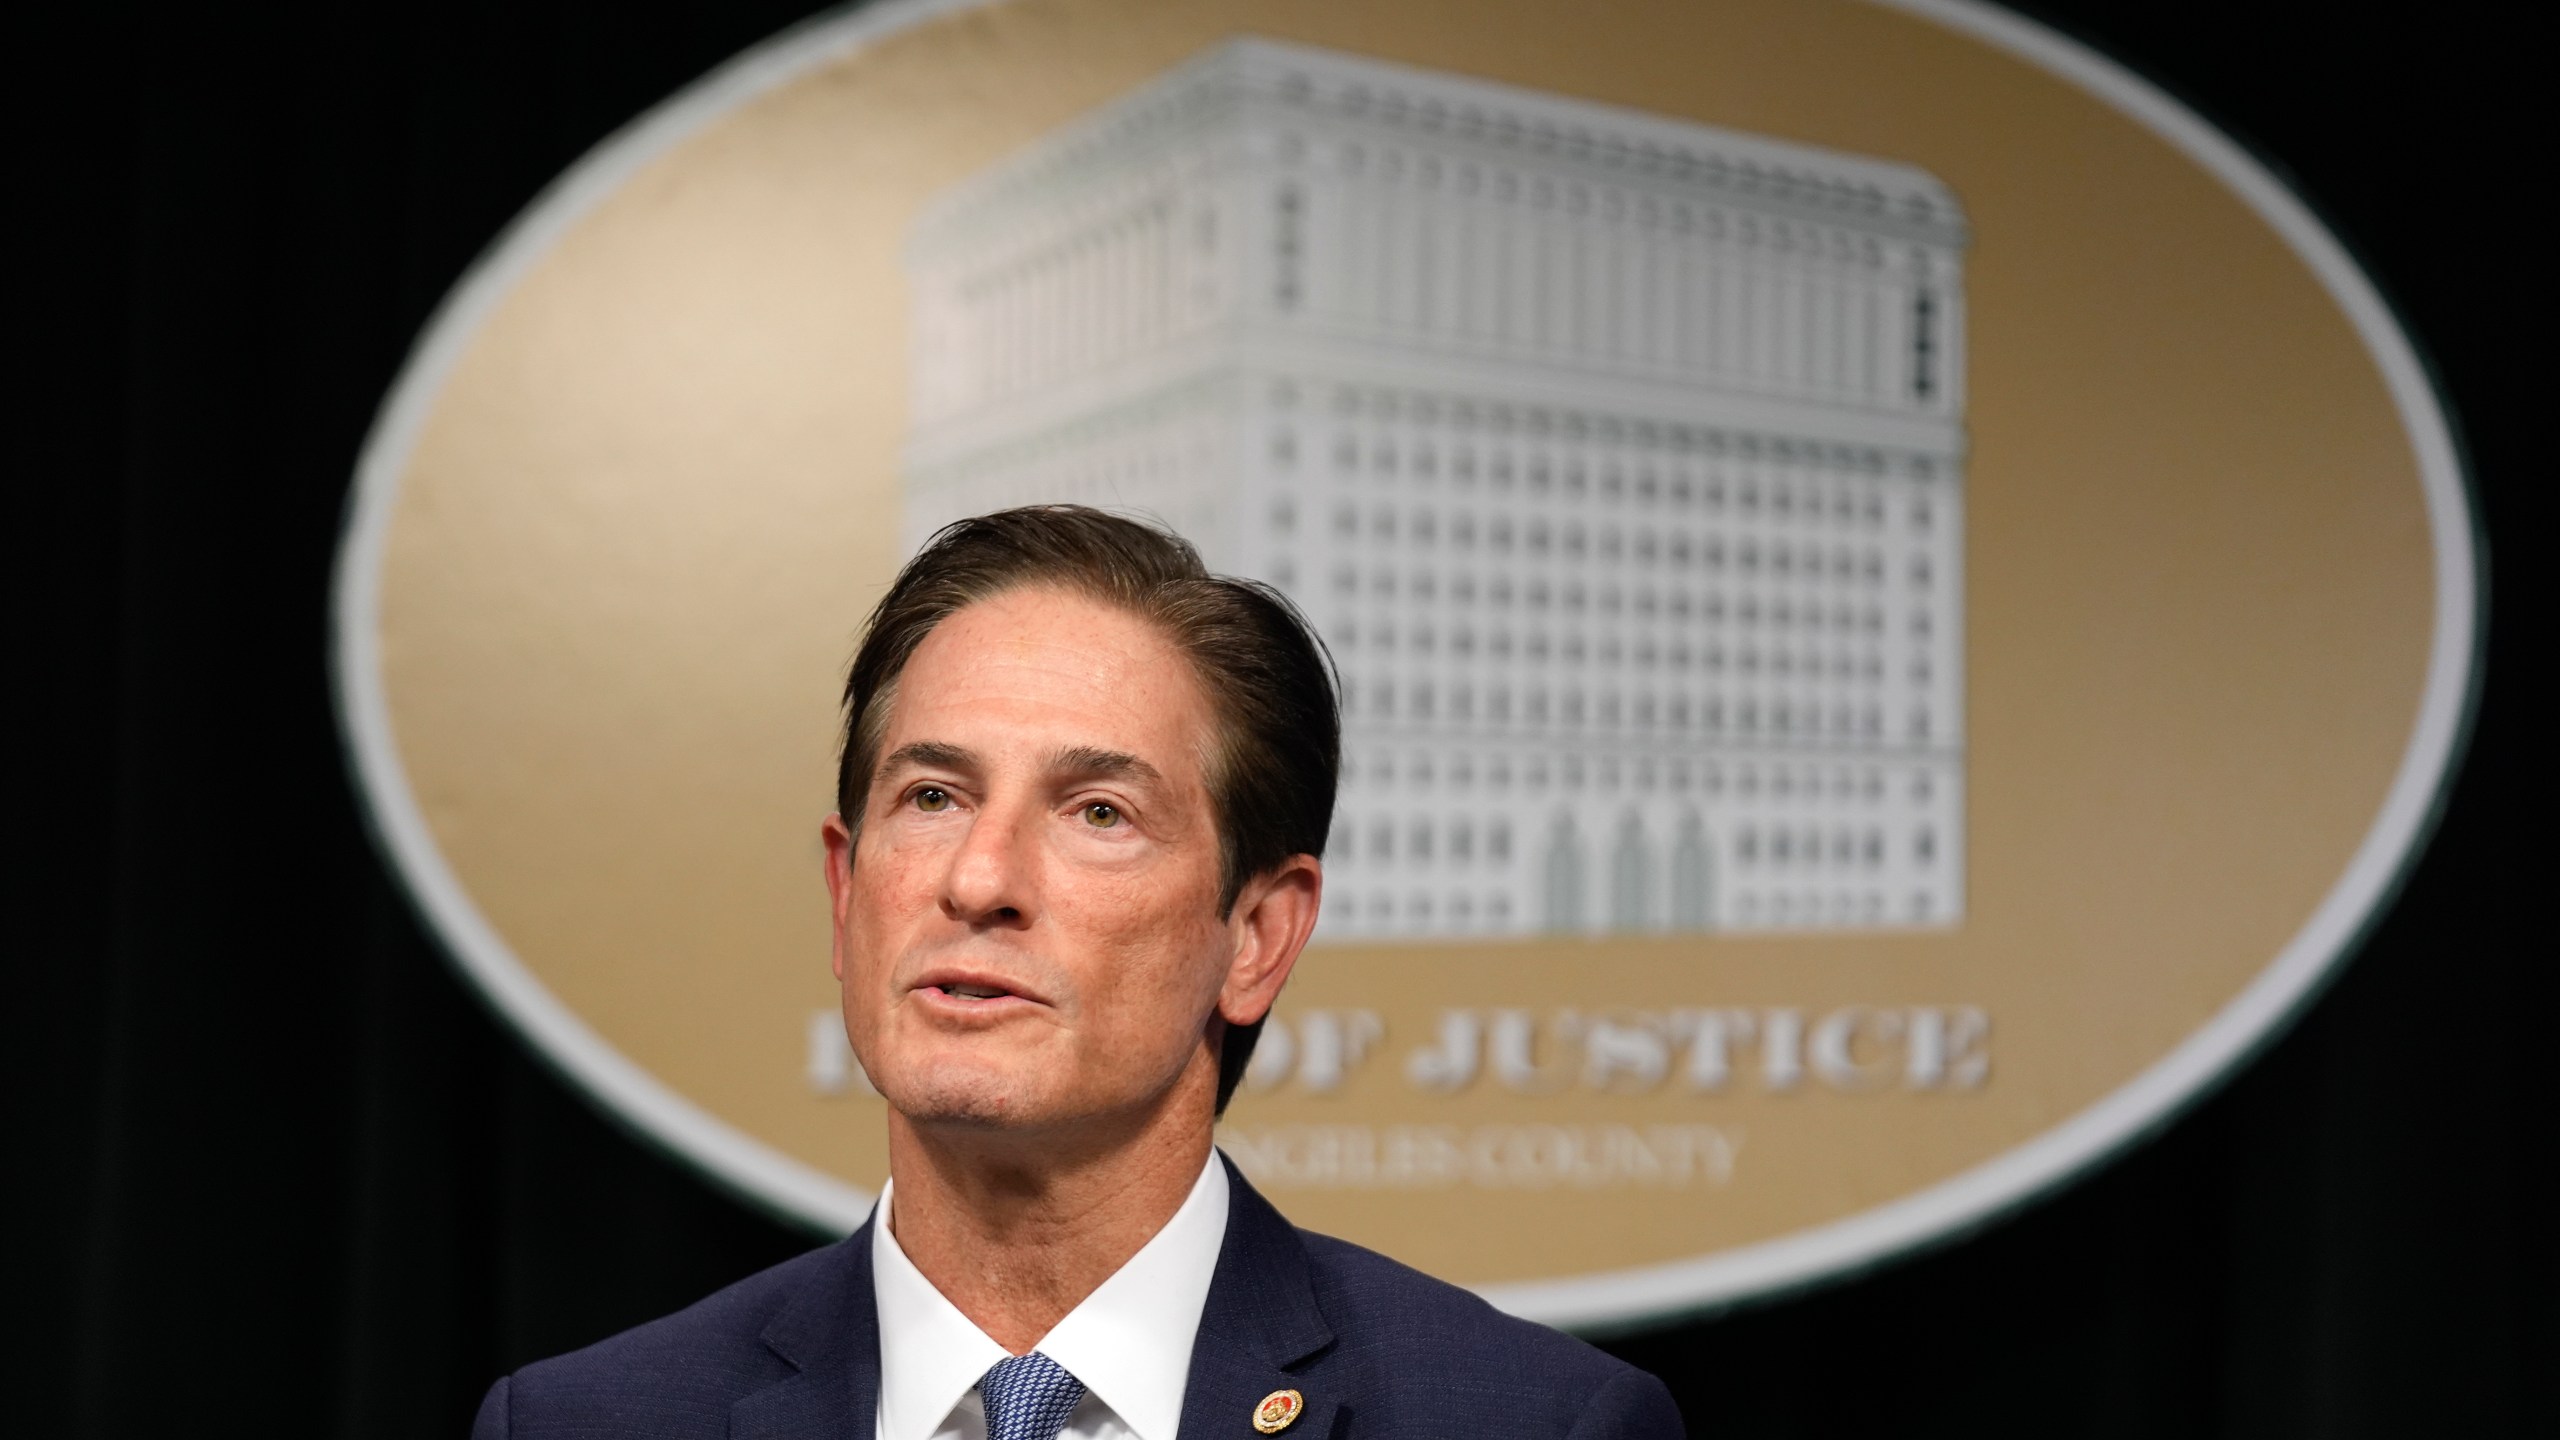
[883,1093,1216,1354]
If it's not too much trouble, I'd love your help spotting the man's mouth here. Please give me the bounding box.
[915,971,1039,1007]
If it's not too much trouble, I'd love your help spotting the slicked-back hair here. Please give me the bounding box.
[835,505,1338,1115]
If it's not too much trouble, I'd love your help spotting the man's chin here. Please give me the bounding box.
[897,1093,1042,1129]
[875,1063,1056,1130]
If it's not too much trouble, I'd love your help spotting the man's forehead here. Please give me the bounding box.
[882,588,1213,766]
[905,589,1180,689]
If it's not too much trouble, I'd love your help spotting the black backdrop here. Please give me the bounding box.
[19,3,2549,1435]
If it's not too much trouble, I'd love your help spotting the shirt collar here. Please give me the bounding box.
[870,1150,1231,1440]
[1032,1152,1229,1440]
[872,1183,1011,1440]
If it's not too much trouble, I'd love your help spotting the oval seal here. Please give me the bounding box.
[334,0,2480,1328]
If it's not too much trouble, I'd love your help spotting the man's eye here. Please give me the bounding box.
[1082,802,1122,829]
[913,787,952,812]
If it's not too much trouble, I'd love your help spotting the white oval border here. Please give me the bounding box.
[330,0,2484,1330]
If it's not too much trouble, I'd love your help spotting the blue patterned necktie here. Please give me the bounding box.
[979,1351,1087,1440]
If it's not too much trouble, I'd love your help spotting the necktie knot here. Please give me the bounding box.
[979,1351,1086,1440]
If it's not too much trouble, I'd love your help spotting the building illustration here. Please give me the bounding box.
[903,38,1968,940]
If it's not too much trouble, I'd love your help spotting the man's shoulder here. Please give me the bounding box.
[1291,1226,1680,1432]
[478,1239,857,1437]
[1295,1227,1627,1376]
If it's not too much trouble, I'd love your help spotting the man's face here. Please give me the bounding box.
[824,585,1301,1136]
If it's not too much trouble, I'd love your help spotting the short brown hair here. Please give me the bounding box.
[835,505,1338,1113]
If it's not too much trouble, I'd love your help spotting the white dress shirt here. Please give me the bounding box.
[872,1151,1230,1440]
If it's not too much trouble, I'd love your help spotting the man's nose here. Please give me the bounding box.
[940,799,1036,927]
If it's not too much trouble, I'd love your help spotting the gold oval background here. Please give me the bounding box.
[350,0,2453,1309]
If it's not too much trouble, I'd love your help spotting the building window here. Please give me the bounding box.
[1536,812,1588,936]
[1609,812,1652,931]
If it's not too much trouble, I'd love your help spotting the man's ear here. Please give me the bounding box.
[1219,854,1323,1026]
[822,812,856,983]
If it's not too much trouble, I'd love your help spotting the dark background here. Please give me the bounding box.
[18,2,2548,1435]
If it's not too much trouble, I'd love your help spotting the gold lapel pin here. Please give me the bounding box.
[1251,1389,1305,1434]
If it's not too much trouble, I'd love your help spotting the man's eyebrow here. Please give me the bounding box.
[876,740,976,782]
[1050,745,1163,786]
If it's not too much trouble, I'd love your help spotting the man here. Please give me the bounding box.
[473,507,1685,1439]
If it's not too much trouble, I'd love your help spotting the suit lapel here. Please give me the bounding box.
[1181,1331,1342,1440]
[731,1220,883,1440]
[1179,1157,1341,1439]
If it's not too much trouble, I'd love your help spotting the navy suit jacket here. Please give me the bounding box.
[473,1158,1684,1438]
